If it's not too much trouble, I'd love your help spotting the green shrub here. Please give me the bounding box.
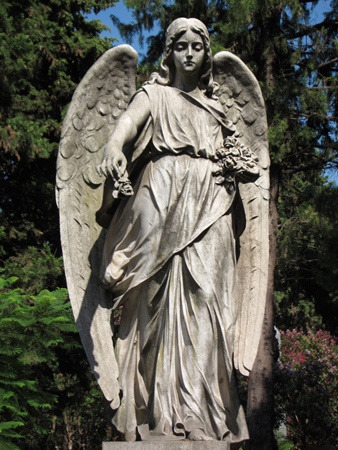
[0,277,77,449]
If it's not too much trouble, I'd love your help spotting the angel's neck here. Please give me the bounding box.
[172,73,199,93]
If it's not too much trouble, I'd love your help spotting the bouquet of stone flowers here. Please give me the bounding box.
[112,173,134,199]
[213,136,259,191]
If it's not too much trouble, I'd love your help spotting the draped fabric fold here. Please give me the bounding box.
[100,85,249,444]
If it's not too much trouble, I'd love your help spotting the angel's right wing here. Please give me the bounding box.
[213,52,270,376]
[56,45,138,408]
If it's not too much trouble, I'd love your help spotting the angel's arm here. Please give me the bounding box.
[99,91,151,179]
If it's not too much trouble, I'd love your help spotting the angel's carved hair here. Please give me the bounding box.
[146,18,217,98]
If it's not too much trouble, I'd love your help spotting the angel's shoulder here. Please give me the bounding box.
[140,82,164,97]
[135,83,171,110]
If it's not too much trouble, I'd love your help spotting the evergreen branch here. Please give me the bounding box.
[282,18,338,41]
[0,437,21,450]
[0,422,24,432]
[318,58,338,69]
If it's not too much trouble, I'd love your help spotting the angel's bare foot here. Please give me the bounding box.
[188,429,214,441]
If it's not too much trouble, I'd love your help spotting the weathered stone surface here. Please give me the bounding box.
[58,17,269,446]
[102,442,231,450]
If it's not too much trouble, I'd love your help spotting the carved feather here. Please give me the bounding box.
[213,51,270,376]
[56,45,138,407]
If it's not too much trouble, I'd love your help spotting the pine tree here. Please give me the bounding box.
[0,2,120,447]
[0,0,117,293]
[214,2,338,448]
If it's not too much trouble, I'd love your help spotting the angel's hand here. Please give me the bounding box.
[98,148,127,180]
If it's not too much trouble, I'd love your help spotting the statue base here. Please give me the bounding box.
[102,442,236,450]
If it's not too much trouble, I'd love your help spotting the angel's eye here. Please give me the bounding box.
[174,42,187,51]
[193,43,203,52]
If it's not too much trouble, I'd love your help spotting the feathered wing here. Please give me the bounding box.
[56,45,138,408]
[213,52,270,376]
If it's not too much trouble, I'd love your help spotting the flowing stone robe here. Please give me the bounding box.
[100,84,249,444]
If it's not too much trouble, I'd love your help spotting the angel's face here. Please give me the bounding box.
[173,29,205,77]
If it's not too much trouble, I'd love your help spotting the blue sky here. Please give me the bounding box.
[86,2,157,57]
[87,0,333,56]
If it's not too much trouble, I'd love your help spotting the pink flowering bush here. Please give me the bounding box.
[275,328,338,449]
[113,305,123,327]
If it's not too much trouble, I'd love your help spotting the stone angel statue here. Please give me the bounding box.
[56,18,269,446]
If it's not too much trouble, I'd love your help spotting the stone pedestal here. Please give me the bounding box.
[102,443,232,450]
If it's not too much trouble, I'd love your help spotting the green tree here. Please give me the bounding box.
[0,0,117,293]
[0,2,121,448]
[0,277,115,449]
[212,0,338,335]
[275,176,338,333]
[214,2,337,448]
[0,277,76,449]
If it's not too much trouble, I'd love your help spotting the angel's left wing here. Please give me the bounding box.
[213,51,270,376]
[56,45,138,408]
